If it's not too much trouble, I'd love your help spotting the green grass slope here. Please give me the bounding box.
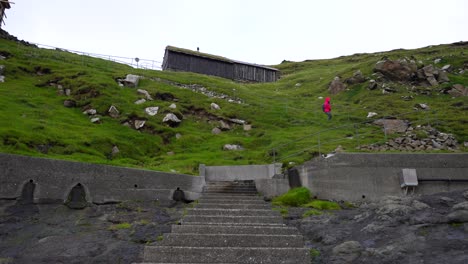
[0,37,467,174]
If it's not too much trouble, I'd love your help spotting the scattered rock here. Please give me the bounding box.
[367,112,377,118]
[219,120,231,131]
[65,88,71,96]
[368,80,378,90]
[175,133,182,139]
[108,105,120,118]
[145,107,159,116]
[223,144,244,151]
[415,103,429,110]
[446,84,467,97]
[210,103,221,110]
[295,83,302,87]
[134,120,146,130]
[437,70,449,83]
[0,65,4,75]
[329,76,347,94]
[162,113,181,127]
[118,74,140,87]
[134,99,146,105]
[167,151,175,156]
[90,117,100,123]
[441,64,451,71]
[83,109,97,115]
[137,89,153,101]
[345,70,366,85]
[0,75,5,82]
[229,118,246,125]
[169,103,177,109]
[358,125,459,152]
[63,99,76,108]
[434,58,442,64]
[212,127,222,135]
[111,145,120,157]
[243,124,252,131]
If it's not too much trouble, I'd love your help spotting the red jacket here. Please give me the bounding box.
[323,97,331,113]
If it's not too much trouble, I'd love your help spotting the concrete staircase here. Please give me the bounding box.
[138,180,310,264]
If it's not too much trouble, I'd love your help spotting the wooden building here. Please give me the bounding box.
[0,0,11,28]
[162,46,279,82]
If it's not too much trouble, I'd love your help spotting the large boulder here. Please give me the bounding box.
[329,76,347,94]
[374,59,417,81]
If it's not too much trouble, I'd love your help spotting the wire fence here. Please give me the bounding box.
[269,109,439,163]
[13,41,163,70]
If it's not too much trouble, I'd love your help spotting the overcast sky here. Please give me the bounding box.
[4,0,468,67]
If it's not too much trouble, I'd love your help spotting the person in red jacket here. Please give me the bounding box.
[322,97,332,120]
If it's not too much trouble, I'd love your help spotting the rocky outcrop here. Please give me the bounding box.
[440,84,468,97]
[329,77,347,94]
[358,125,459,151]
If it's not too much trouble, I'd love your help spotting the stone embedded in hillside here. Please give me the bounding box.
[434,58,442,64]
[169,103,177,109]
[111,145,120,157]
[145,106,159,116]
[219,120,231,131]
[134,120,146,130]
[374,59,417,81]
[163,113,181,127]
[367,112,378,118]
[427,76,439,86]
[229,118,246,125]
[108,105,120,118]
[223,144,244,151]
[442,64,452,71]
[134,98,146,105]
[212,127,222,135]
[211,102,221,110]
[448,84,467,97]
[90,117,100,123]
[437,70,450,83]
[373,119,409,134]
[295,83,302,87]
[83,109,97,115]
[422,65,436,77]
[63,99,76,108]
[329,76,347,94]
[137,89,153,101]
[0,65,4,75]
[65,88,71,96]
[0,75,5,83]
[345,70,366,85]
[415,103,429,110]
[175,133,182,139]
[243,123,252,131]
[121,74,140,88]
[368,80,378,90]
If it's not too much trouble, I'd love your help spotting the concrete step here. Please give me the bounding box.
[186,208,279,217]
[161,233,305,248]
[182,215,283,225]
[143,246,310,264]
[203,191,259,195]
[196,203,271,210]
[171,224,300,235]
[205,180,255,186]
[204,186,257,190]
[197,199,266,205]
[199,195,263,200]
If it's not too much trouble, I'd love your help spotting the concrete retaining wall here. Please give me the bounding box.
[0,153,204,204]
[296,153,468,202]
[200,163,282,181]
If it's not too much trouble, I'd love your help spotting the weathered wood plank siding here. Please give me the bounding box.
[233,63,278,82]
[162,46,279,82]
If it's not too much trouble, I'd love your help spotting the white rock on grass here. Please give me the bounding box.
[134,98,146,105]
[211,102,221,110]
[137,89,153,101]
[367,112,378,118]
[145,106,159,116]
[169,103,177,109]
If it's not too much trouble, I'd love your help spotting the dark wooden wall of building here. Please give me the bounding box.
[163,50,234,80]
[162,49,279,82]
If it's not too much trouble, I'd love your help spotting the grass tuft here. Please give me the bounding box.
[272,187,311,207]
[303,200,341,210]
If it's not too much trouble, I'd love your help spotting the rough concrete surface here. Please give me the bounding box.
[0,200,189,264]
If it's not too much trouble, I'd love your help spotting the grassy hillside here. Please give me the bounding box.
[0,37,467,174]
